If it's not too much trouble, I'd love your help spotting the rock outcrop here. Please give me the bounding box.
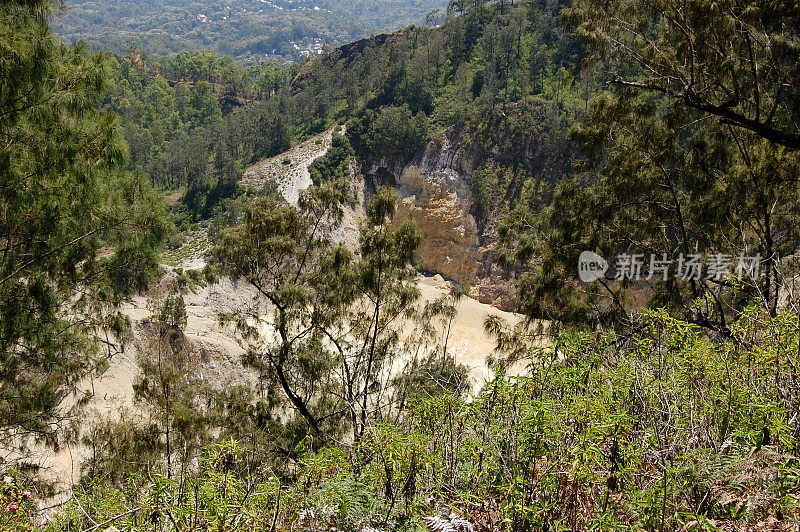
[363,129,519,311]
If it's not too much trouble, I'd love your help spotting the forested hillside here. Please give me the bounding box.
[100,0,587,305]
[53,0,449,64]
[3,0,800,530]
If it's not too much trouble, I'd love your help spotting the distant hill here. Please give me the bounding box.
[52,0,448,64]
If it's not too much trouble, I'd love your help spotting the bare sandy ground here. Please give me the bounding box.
[415,275,522,384]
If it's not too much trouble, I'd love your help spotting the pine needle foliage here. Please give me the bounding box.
[0,0,168,454]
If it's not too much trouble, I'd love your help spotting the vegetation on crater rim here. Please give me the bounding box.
[1,0,800,529]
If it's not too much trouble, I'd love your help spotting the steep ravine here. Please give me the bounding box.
[33,127,526,487]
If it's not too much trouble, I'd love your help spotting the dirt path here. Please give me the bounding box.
[241,125,344,204]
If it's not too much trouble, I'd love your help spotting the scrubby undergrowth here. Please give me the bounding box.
[6,307,798,531]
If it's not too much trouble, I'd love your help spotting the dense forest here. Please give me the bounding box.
[2,0,800,530]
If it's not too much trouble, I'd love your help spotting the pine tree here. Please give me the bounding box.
[518,0,800,331]
[212,181,438,449]
[0,0,168,452]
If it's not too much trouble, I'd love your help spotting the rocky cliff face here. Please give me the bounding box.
[362,128,519,311]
